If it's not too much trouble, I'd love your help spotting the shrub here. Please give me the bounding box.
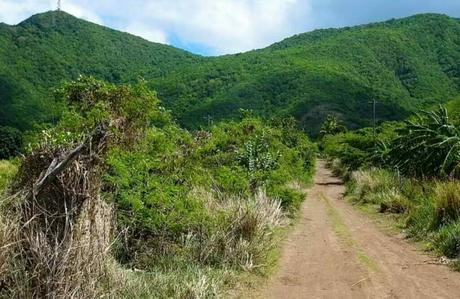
[389,107,460,179]
[268,185,305,213]
[322,131,372,170]
[0,126,22,159]
[319,114,347,137]
[236,132,281,189]
[212,166,249,196]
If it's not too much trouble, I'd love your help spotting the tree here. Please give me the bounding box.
[319,115,347,138]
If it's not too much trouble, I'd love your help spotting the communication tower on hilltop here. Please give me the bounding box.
[58,0,61,11]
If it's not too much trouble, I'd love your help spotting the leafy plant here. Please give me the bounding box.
[389,107,460,178]
[319,115,347,138]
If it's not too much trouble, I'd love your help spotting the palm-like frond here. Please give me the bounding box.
[388,106,460,178]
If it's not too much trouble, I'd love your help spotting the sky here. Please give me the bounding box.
[0,0,459,56]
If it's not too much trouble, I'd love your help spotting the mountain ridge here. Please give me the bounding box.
[1,11,459,135]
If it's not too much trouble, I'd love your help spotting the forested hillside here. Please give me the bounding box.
[1,12,460,135]
[0,11,201,130]
[154,14,460,134]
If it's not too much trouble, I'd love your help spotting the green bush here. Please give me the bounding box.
[104,115,316,270]
[212,166,249,195]
[268,185,304,213]
[0,127,22,159]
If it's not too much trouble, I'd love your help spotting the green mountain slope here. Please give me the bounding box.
[152,14,460,135]
[0,11,202,130]
[1,12,459,135]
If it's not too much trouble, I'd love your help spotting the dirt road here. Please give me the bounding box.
[257,161,460,298]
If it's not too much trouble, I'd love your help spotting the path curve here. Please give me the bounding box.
[256,161,460,299]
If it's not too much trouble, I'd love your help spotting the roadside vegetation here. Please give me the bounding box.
[0,77,316,298]
[321,103,460,269]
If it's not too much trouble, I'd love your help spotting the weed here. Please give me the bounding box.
[434,221,460,258]
[433,181,460,227]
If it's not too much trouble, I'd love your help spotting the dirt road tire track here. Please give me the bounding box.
[256,161,460,299]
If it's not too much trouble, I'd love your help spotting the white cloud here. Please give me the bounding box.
[131,0,313,54]
[0,0,52,24]
[61,1,103,24]
[124,23,168,44]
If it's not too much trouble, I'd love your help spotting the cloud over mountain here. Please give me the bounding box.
[1,0,459,55]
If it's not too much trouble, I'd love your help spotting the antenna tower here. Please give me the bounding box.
[57,0,61,11]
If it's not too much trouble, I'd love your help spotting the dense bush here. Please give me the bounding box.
[0,126,22,159]
[322,121,402,170]
[0,76,318,297]
[105,115,316,270]
[319,115,347,138]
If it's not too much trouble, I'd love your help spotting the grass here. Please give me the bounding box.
[110,263,238,299]
[106,189,297,298]
[434,221,460,258]
[320,192,379,272]
[433,182,460,228]
[339,165,460,267]
[0,160,17,193]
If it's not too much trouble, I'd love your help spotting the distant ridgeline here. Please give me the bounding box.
[1,11,459,135]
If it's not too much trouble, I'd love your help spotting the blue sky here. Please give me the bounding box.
[1,0,459,56]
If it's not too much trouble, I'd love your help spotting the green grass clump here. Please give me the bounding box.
[0,160,17,193]
[377,188,413,214]
[433,181,460,228]
[348,168,398,204]
[405,197,436,238]
[345,168,460,265]
[434,221,460,259]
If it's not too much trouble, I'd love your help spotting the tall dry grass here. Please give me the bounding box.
[187,188,286,271]
[433,181,460,227]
